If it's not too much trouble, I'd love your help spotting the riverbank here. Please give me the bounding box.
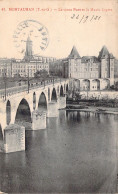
[64,104,118,114]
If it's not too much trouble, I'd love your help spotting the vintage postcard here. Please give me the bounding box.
[0,0,118,193]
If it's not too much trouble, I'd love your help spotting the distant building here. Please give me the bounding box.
[11,60,49,77]
[0,58,12,77]
[0,37,56,78]
[51,46,115,90]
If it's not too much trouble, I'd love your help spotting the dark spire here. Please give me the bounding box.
[98,45,109,58]
[24,36,33,61]
[68,46,81,59]
[27,35,31,42]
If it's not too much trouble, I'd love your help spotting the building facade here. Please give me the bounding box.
[11,60,50,77]
[51,46,115,91]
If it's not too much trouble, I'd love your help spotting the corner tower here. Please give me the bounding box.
[68,46,81,79]
[98,46,114,85]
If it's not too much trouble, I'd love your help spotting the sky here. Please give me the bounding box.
[0,0,118,59]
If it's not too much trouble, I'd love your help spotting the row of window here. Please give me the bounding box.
[69,63,99,67]
[71,72,99,77]
[0,66,49,73]
[12,67,49,73]
[70,67,99,71]
[0,69,11,72]
[13,65,49,68]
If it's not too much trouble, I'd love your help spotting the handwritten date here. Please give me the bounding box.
[71,14,101,23]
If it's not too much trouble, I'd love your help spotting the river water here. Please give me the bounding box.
[0,110,118,193]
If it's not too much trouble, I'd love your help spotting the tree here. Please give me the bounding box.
[34,69,49,78]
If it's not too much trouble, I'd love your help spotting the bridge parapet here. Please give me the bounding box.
[0,78,69,101]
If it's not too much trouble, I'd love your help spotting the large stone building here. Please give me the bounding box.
[0,37,56,78]
[11,58,50,78]
[51,46,115,91]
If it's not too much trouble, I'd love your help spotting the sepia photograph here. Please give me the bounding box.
[0,0,118,193]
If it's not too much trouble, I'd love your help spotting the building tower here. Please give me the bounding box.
[98,45,114,86]
[24,36,33,61]
[68,46,81,79]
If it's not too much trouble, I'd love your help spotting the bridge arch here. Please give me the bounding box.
[33,92,36,110]
[91,79,100,90]
[101,79,110,90]
[81,79,90,91]
[6,100,11,125]
[60,85,64,97]
[15,98,32,126]
[51,88,57,102]
[38,92,47,111]
[74,80,80,91]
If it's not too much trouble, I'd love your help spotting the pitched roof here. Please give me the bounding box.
[98,46,109,58]
[68,46,81,59]
[81,56,99,63]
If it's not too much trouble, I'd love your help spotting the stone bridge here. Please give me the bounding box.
[0,79,69,153]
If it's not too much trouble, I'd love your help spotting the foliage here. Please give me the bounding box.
[34,69,49,78]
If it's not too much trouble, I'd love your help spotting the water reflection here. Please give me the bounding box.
[66,110,82,123]
[0,110,117,193]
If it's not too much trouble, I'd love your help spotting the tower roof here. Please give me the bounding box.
[98,46,109,58]
[27,35,32,42]
[68,46,81,59]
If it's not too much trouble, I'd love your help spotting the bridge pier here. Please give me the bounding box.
[47,101,59,117]
[32,110,47,130]
[58,96,66,109]
[0,124,25,153]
